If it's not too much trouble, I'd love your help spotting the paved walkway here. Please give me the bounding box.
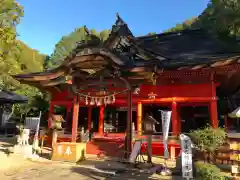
[0,138,182,179]
[0,159,183,180]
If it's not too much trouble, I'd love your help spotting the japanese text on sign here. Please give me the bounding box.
[180,134,193,179]
[64,146,72,155]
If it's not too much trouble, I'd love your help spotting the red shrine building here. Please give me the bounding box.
[14,15,240,157]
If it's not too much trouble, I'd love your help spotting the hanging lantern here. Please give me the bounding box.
[85,96,89,105]
[104,97,107,106]
[94,98,98,104]
[107,96,112,104]
[90,97,95,105]
[112,95,116,103]
[97,98,102,106]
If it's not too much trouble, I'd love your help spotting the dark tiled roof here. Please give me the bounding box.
[136,29,240,69]
[0,90,28,104]
[12,15,240,97]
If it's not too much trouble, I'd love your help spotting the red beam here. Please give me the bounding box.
[140,97,217,104]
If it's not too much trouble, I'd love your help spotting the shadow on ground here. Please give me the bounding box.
[0,137,16,155]
[72,166,183,180]
[73,160,183,180]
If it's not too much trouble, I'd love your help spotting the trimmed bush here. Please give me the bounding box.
[189,125,226,152]
[195,161,226,180]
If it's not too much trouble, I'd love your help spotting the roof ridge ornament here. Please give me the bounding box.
[84,25,90,36]
[116,13,126,26]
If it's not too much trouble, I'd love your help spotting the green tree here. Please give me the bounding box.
[0,0,23,56]
[100,30,110,41]
[194,0,240,38]
[48,27,110,68]
[165,0,240,40]
[164,17,197,33]
[0,0,24,89]
[0,1,48,117]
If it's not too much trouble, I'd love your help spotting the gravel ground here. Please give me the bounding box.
[0,137,182,179]
[0,160,183,180]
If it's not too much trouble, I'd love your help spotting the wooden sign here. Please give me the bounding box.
[52,142,86,163]
[180,134,193,179]
[129,141,141,163]
[232,165,240,174]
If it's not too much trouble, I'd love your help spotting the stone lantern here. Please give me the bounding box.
[143,114,159,163]
[51,115,64,146]
[51,115,64,130]
[143,115,159,134]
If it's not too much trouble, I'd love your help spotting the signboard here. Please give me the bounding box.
[65,146,72,155]
[117,106,136,111]
[52,143,86,163]
[180,134,193,179]
[129,140,141,163]
[160,110,172,159]
[32,112,41,152]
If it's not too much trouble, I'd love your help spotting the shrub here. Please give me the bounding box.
[195,161,226,180]
[189,125,226,152]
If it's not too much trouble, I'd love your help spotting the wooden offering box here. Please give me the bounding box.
[52,142,86,163]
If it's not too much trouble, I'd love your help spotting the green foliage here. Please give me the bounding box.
[1,40,47,117]
[147,32,157,36]
[100,30,110,41]
[0,0,23,58]
[12,85,40,119]
[195,161,226,180]
[164,17,197,32]
[189,126,226,152]
[48,27,110,69]
[0,0,23,89]
[195,0,240,37]
[165,0,240,41]
[0,1,48,117]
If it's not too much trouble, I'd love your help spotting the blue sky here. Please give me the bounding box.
[17,0,209,55]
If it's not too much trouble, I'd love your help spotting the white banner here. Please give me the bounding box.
[160,110,172,159]
[34,111,42,139]
[180,134,193,179]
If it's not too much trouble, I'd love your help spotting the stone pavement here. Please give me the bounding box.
[0,159,183,180]
[0,138,182,179]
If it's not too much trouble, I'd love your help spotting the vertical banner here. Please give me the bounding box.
[160,110,172,159]
[180,134,193,179]
[33,111,42,152]
[34,111,42,139]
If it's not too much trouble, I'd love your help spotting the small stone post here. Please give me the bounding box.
[81,127,85,142]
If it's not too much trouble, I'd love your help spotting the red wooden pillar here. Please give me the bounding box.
[137,102,142,135]
[48,102,54,128]
[177,106,181,134]
[171,101,178,136]
[88,107,92,132]
[98,106,104,136]
[210,80,218,128]
[72,97,79,142]
[209,99,218,128]
[126,90,133,155]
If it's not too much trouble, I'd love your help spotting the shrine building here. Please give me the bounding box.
[13,15,240,157]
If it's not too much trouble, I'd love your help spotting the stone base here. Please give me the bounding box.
[13,145,33,157]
